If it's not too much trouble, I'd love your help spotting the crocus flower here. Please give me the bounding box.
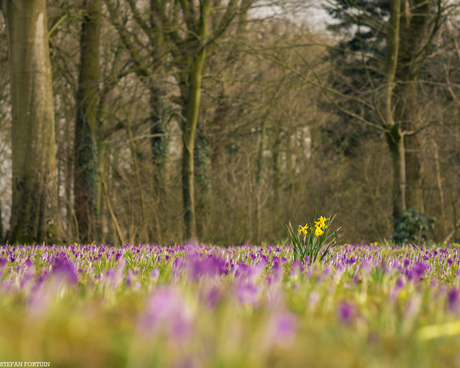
[126,269,134,287]
[52,256,78,285]
[448,288,459,312]
[236,282,260,306]
[140,287,193,342]
[405,294,422,319]
[407,262,429,281]
[151,268,160,280]
[346,257,357,265]
[337,301,356,325]
[308,291,320,310]
[205,287,221,309]
[267,312,297,347]
[271,257,283,281]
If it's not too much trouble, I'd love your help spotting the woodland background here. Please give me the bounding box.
[0,0,459,246]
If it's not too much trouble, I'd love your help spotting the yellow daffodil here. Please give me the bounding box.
[298,223,309,236]
[314,226,324,237]
[315,216,330,230]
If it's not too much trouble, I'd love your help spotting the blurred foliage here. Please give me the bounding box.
[391,208,435,245]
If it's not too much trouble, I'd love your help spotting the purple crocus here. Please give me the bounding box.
[389,278,405,305]
[52,256,78,285]
[308,291,320,310]
[448,288,459,312]
[267,312,297,347]
[151,268,160,280]
[33,270,50,292]
[187,253,228,281]
[337,301,356,325]
[407,262,429,281]
[271,257,283,281]
[19,266,35,290]
[126,269,134,287]
[205,287,221,309]
[346,257,357,265]
[290,260,301,277]
[140,287,193,342]
[236,282,260,306]
[105,259,126,290]
[404,294,422,319]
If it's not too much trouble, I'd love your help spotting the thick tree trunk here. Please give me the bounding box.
[74,0,102,244]
[3,0,60,244]
[393,0,432,213]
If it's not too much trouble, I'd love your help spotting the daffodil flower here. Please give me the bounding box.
[314,216,330,230]
[314,226,324,237]
[298,223,309,236]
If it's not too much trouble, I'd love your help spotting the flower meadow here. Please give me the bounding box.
[2,243,460,367]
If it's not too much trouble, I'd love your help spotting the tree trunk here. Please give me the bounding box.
[96,140,108,243]
[381,0,402,225]
[393,0,432,213]
[182,48,207,240]
[150,88,171,199]
[194,119,211,240]
[64,110,74,236]
[124,112,148,243]
[404,130,422,212]
[386,126,405,221]
[3,0,60,244]
[286,128,296,221]
[74,0,102,244]
[397,83,422,215]
[272,130,281,215]
[255,118,267,245]
[433,140,447,239]
[380,0,400,129]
